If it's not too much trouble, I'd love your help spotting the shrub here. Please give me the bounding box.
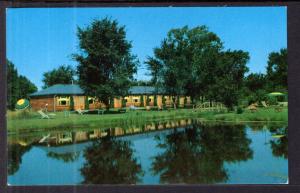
[236,106,244,114]
[140,95,144,107]
[267,96,278,105]
[85,97,89,110]
[70,96,74,111]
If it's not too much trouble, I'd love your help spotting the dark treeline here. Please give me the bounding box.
[243,48,287,105]
[42,65,76,89]
[7,60,37,110]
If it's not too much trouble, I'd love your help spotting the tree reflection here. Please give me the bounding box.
[47,151,80,163]
[269,126,288,159]
[151,123,253,184]
[80,136,143,184]
[8,144,32,175]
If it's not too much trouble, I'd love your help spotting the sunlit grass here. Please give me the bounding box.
[7,107,287,134]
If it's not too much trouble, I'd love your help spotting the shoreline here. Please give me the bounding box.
[7,107,288,135]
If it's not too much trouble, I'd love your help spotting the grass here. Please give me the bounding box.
[7,107,287,134]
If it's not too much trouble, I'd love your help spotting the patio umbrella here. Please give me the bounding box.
[267,92,286,97]
[15,99,30,110]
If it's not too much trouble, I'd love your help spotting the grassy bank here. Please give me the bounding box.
[7,107,287,134]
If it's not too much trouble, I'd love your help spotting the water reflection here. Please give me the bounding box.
[47,151,80,163]
[151,124,253,184]
[8,144,32,175]
[80,135,144,184]
[269,126,288,159]
[7,119,288,185]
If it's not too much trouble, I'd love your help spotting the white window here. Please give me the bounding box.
[57,97,70,106]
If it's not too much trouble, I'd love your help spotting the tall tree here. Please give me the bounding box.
[74,18,138,109]
[7,60,37,110]
[144,56,162,86]
[18,75,37,99]
[212,50,249,109]
[7,60,20,109]
[146,26,249,108]
[266,48,287,91]
[244,73,267,104]
[146,26,223,106]
[42,65,76,89]
[245,73,266,92]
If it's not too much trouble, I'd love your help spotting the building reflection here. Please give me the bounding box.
[36,119,194,146]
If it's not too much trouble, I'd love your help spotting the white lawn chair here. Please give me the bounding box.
[38,110,50,119]
[76,108,88,115]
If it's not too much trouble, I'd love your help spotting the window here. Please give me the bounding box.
[134,99,138,103]
[60,100,67,105]
[88,98,94,104]
[57,96,70,106]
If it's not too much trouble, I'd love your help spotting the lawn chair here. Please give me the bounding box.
[76,108,88,115]
[38,110,51,119]
[247,104,257,113]
[261,101,268,108]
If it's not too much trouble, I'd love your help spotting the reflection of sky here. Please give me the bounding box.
[8,146,85,185]
[8,126,288,185]
[224,127,288,184]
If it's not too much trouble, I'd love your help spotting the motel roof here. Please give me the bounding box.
[30,84,164,97]
[128,86,164,95]
[29,84,84,97]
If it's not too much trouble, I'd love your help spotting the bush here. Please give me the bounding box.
[70,96,74,111]
[267,96,278,105]
[236,106,244,114]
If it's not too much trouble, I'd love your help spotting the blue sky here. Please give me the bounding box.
[7,7,287,90]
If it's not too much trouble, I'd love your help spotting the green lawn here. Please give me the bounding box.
[7,107,287,134]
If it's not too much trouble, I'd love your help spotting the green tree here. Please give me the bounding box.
[18,75,37,99]
[85,96,89,110]
[146,95,150,106]
[122,98,127,108]
[147,26,249,109]
[42,65,76,89]
[7,60,37,110]
[212,50,249,109]
[131,80,152,86]
[74,18,138,110]
[7,60,20,109]
[110,98,114,109]
[244,73,267,105]
[145,56,163,88]
[140,95,144,107]
[266,48,287,91]
[69,96,74,111]
[154,95,157,106]
[162,96,166,107]
[245,73,266,92]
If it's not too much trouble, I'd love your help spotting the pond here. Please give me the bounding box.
[7,119,288,185]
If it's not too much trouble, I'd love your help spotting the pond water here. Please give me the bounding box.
[7,119,288,185]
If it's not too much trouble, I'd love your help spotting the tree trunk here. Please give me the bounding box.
[173,96,176,109]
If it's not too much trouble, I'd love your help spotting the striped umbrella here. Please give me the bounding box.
[15,99,30,110]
